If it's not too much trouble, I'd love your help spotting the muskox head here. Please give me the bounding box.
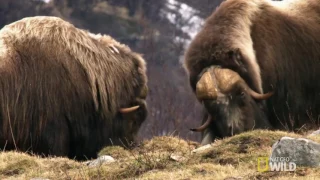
[190,65,273,144]
[115,85,148,147]
[86,33,149,150]
[185,46,274,145]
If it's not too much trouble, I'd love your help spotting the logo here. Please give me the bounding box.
[257,157,296,172]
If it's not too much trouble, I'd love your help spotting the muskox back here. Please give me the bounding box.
[0,16,148,160]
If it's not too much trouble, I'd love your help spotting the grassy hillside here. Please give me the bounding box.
[1,130,320,179]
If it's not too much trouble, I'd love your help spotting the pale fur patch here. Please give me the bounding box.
[271,0,300,9]
[0,37,16,71]
[0,39,8,69]
[0,38,7,59]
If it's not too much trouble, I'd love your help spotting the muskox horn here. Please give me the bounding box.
[190,115,213,132]
[248,88,274,100]
[196,71,217,100]
[119,105,140,113]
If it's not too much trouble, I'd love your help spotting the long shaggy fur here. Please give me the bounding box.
[0,16,147,159]
[184,0,320,130]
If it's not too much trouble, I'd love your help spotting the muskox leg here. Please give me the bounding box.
[199,111,215,145]
[201,128,214,145]
[36,119,70,158]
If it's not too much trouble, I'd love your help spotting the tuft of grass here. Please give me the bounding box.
[138,136,197,154]
[98,146,130,159]
[0,157,38,176]
[1,130,320,179]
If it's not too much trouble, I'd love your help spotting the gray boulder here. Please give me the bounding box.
[270,136,320,167]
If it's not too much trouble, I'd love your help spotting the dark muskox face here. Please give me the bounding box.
[191,66,273,145]
[112,85,148,147]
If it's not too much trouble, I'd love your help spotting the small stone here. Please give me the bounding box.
[192,144,213,154]
[224,177,243,180]
[170,154,187,162]
[86,155,116,167]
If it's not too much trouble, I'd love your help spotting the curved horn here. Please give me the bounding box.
[248,88,274,100]
[190,115,213,132]
[196,71,217,100]
[119,105,140,113]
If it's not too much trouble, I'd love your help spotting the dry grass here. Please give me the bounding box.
[0,130,320,180]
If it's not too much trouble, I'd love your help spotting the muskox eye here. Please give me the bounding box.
[240,92,245,98]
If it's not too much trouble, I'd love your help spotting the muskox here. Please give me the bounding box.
[184,0,320,145]
[0,16,148,160]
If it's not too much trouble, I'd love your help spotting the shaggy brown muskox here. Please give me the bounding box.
[184,0,320,145]
[0,16,148,160]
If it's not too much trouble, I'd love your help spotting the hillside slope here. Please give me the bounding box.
[1,130,319,180]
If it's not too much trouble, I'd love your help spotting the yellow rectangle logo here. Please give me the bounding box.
[257,157,269,172]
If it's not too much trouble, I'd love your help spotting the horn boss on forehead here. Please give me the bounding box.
[196,67,245,101]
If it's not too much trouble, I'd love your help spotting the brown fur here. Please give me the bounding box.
[184,0,320,142]
[0,16,148,160]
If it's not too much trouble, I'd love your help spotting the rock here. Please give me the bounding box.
[308,129,320,137]
[170,154,187,162]
[270,136,320,167]
[224,177,243,180]
[191,144,213,154]
[85,155,116,167]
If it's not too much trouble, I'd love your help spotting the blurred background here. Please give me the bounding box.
[0,0,225,142]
